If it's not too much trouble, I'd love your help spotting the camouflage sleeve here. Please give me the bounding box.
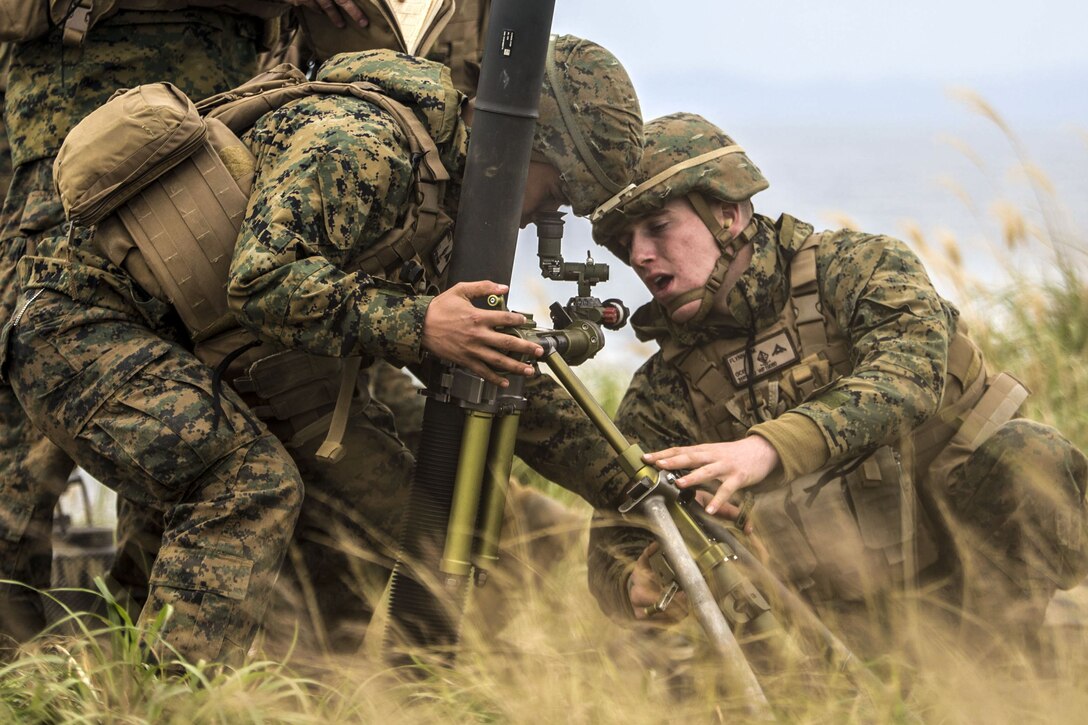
[229,95,431,366]
[615,352,709,450]
[514,373,629,510]
[751,232,950,474]
[586,354,703,619]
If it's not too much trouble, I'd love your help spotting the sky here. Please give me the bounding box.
[552,2,1088,83]
[549,2,1088,125]
[505,2,1088,374]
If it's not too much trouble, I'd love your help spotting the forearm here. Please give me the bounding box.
[759,233,950,473]
[229,247,431,364]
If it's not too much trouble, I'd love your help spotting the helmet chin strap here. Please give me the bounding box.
[664,192,755,324]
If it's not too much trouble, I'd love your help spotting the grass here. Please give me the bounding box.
[4,104,1088,722]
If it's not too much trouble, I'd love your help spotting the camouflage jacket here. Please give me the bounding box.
[588,212,959,615]
[227,52,468,367]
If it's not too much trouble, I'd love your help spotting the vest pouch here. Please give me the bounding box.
[744,483,819,590]
[56,83,208,226]
[0,0,50,41]
[750,446,937,602]
[230,349,366,449]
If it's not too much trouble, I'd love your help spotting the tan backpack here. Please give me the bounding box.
[53,64,453,460]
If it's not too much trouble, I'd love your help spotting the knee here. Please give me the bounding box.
[984,419,1087,500]
[980,419,1088,587]
[239,433,305,527]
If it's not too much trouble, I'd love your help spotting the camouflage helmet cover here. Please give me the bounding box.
[533,35,643,217]
[591,112,768,258]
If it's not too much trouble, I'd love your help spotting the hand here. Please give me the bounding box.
[628,542,688,622]
[285,0,369,29]
[692,490,770,561]
[692,492,749,530]
[422,281,543,387]
[644,436,779,515]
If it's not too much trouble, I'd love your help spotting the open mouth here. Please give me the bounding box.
[649,273,673,294]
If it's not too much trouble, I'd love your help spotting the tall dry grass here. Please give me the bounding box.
[4,102,1088,723]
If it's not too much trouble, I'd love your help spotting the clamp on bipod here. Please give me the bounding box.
[643,549,681,617]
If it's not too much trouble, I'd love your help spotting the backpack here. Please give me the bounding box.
[53,63,454,460]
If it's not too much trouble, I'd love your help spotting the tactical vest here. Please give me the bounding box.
[53,65,455,460]
[0,0,283,46]
[658,215,1029,602]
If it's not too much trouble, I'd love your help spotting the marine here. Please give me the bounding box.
[3,37,641,662]
[586,112,1088,655]
[0,1,284,648]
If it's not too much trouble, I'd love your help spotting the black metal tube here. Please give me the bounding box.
[384,396,467,652]
[384,0,556,656]
[446,0,557,286]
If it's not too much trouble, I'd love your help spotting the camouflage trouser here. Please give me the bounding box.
[0,160,76,645]
[0,15,263,650]
[4,289,303,664]
[30,358,425,654]
[0,383,75,642]
[927,419,1088,640]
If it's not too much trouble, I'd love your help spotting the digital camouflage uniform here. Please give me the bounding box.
[0,42,11,217]
[0,9,280,660]
[224,42,640,644]
[587,113,1088,649]
[6,38,640,657]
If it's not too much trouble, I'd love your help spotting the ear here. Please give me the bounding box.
[720,200,754,236]
[713,200,742,227]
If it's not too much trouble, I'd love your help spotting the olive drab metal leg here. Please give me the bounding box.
[474,413,521,576]
[441,411,497,578]
[639,495,771,715]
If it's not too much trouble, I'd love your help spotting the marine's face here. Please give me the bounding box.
[620,197,720,324]
[520,162,566,228]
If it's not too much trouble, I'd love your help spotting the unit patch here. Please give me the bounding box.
[725,329,800,386]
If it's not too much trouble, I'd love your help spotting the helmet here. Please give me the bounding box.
[533,35,643,218]
[591,112,767,260]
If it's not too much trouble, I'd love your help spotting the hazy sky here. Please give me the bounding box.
[505,2,1088,372]
[552,2,1088,83]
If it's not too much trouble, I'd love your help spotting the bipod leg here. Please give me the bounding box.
[692,509,889,707]
[641,495,774,718]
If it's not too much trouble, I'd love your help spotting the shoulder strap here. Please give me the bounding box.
[783,219,830,361]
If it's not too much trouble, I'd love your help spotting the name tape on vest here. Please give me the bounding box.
[725,329,800,387]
